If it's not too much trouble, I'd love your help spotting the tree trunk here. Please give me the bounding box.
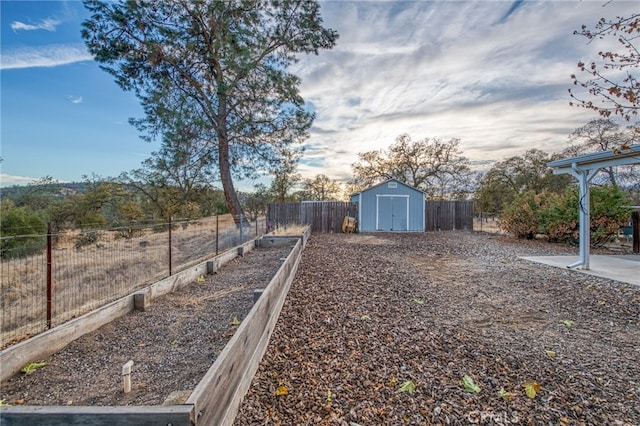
[218,134,244,226]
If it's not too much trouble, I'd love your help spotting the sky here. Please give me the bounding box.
[1,0,637,190]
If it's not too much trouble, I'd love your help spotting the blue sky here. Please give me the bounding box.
[1,1,637,189]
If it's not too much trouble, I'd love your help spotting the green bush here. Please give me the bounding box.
[499,191,553,239]
[539,186,630,246]
[0,199,47,258]
[501,186,630,246]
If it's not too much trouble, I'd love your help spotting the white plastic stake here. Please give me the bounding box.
[122,360,134,393]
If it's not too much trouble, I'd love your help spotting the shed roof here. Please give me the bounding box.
[351,178,425,197]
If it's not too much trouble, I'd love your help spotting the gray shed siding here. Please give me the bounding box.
[350,179,425,232]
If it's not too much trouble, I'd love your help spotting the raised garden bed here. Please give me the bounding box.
[1,231,308,425]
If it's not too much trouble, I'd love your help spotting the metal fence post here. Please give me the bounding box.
[168,216,172,276]
[633,211,639,254]
[46,223,53,329]
[216,215,219,255]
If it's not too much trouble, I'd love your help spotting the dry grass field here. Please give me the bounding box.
[0,215,265,348]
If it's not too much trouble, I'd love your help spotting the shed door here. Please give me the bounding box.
[377,195,408,231]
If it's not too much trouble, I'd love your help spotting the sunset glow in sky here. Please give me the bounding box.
[2,1,636,188]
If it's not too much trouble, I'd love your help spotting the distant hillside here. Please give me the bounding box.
[0,182,88,202]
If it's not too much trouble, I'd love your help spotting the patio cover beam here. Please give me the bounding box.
[547,144,640,270]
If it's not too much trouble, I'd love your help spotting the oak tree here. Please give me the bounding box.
[301,174,342,201]
[474,149,572,215]
[564,118,639,187]
[351,133,472,199]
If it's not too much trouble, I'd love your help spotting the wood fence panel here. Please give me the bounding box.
[268,202,357,233]
[425,200,474,231]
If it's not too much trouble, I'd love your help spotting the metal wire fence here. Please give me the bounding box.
[0,214,266,349]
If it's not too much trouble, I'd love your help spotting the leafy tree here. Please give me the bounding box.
[301,174,342,201]
[564,118,639,187]
[45,176,125,232]
[474,149,572,215]
[0,199,47,259]
[569,13,640,123]
[12,176,61,211]
[121,129,218,220]
[268,153,302,203]
[82,0,338,223]
[241,183,270,221]
[351,133,472,199]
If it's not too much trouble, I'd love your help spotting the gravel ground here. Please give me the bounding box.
[235,232,640,425]
[0,244,293,406]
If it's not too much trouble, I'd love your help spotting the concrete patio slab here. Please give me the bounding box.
[520,255,640,287]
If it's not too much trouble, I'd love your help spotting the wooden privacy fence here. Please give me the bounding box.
[268,202,357,233]
[425,200,474,231]
[268,201,473,233]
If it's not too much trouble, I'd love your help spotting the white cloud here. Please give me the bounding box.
[0,44,93,70]
[69,96,83,104]
[11,18,61,32]
[0,173,40,187]
[291,1,636,181]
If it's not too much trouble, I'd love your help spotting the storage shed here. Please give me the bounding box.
[350,179,425,232]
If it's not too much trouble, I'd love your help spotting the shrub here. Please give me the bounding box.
[75,231,102,249]
[0,199,47,258]
[499,191,552,239]
[537,186,630,246]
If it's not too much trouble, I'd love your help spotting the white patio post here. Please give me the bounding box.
[566,164,598,270]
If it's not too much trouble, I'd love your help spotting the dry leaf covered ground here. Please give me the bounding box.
[235,232,639,425]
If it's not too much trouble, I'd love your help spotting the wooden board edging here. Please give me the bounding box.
[0,238,258,383]
[0,404,194,426]
[186,237,304,425]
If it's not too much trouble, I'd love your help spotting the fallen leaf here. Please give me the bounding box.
[545,350,556,357]
[497,387,513,401]
[360,314,371,321]
[274,384,288,396]
[412,298,424,305]
[229,317,241,326]
[524,381,541,398]
[462,375,481,394]
[20,361,49,375]
[397,380,416,394]
[561,320,575,327]
[170,339,178,345]
[196,275,205,283]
